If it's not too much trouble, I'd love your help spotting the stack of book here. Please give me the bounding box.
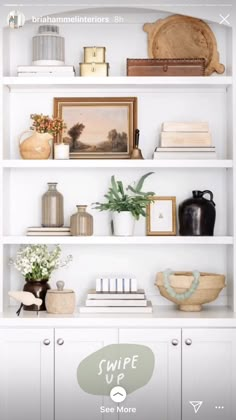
[26,227,71,236]
[80,278,152,313]
[153,122,216,159]
[17,65,75,77]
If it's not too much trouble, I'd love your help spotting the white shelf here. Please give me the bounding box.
[1,306,236,328]
[3,76,233,90]
[2,160,233,169]
[3,236,233,245]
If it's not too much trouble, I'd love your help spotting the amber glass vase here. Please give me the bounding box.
[70,205,93,236]
[42,182,64,227]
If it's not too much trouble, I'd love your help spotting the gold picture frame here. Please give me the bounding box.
[54,97,137,159]
[146,196,177,236]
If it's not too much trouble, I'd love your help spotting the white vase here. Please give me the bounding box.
[112,211,135,236]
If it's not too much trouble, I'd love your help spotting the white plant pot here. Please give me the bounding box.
[112,212,135,236]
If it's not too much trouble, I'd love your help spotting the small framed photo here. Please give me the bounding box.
[54,97,137,159]
[146,196,176,236]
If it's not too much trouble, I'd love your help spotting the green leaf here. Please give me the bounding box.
[133,172,154,193]
[111,176,121,200]
[117,181,125,197]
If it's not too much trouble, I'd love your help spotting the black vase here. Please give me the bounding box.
[23,279,50,311]
[179,190,216,236]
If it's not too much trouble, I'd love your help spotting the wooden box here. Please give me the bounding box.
[127,58,205,76]
[80,63,109,77]
[84,47,106,63]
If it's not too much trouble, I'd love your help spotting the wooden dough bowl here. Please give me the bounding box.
[143,15,225,76]
[156,272,226,311]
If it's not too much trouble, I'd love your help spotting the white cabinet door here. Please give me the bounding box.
[119,328,181,420]
[182,328,236,420]
[0,328,54,420]
[55,328,118,420]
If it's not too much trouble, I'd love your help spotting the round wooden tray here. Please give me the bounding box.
[143,15,225,76]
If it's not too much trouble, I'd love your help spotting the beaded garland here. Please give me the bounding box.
[163,269,200,301]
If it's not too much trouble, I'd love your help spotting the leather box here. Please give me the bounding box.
[84,47,106,63]
[80,63,109,77]
[127,58,205,76]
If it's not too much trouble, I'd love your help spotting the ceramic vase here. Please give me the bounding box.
[42,182,64,227]
[179,190,216,236]
[23,279,50,311]
[32,25,65,65]
[70,205,93,236]
[19,130,52,160]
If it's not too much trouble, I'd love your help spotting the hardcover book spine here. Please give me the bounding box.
[161,132,212,147]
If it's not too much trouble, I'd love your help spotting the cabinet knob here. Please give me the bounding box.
[57,338,64,346]
[171,339,179,346]
[43,339,51,346]
[185,338,192,346]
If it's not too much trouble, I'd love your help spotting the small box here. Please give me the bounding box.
[84,47,106,63]
[80,63,109,77]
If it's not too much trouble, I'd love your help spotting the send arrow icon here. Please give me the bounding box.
[189,401,203,414]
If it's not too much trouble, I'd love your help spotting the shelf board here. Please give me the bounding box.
[2,159,233,169]
[3,76,233,90]
[3,236,233,245]
[1,306,236,328]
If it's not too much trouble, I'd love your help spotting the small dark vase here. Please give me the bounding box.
[179,190,216,236]
[23,279,51,311]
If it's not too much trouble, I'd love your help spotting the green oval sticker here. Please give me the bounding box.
[77,344,155,395]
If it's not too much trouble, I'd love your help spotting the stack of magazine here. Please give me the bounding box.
[153,122,216,159]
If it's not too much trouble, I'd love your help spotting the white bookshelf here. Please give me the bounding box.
[0,3,235,315]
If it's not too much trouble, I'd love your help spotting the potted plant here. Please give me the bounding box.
[18,113,66,160]
[10,245,72,311]
[94,172,155,236]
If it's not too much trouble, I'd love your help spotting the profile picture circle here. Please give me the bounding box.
[7,11,25,29]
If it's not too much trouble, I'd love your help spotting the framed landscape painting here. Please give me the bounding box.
[54,97,137,159]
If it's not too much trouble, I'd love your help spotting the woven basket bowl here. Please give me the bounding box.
[156,272,226,312]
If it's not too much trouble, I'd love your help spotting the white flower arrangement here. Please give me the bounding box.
[10,245,72,281]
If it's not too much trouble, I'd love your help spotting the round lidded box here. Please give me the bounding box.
[45,281,75,314]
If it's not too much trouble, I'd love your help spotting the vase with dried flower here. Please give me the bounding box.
[18,113,66,160]
[9,245,73,311]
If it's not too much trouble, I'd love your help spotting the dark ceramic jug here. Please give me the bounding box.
[179,190,216,236]
[23,279,50,311]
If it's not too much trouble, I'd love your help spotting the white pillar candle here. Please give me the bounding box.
[54,143,70,160]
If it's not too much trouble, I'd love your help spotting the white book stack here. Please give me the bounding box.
[80,278,153,313]
[17,65,76,77]
[153,122,216,160]
[26,227,71,236]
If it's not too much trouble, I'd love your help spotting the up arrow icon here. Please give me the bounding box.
[189,401,203,414]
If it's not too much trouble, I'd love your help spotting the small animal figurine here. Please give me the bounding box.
[8,291,42,316]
